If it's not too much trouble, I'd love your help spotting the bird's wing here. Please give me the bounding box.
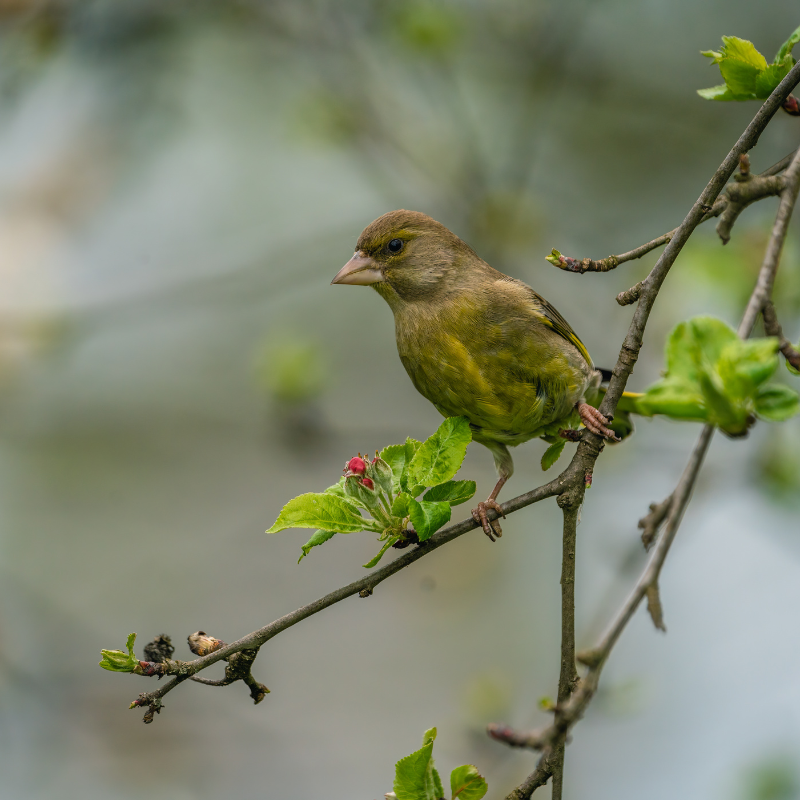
[530,291,593,368]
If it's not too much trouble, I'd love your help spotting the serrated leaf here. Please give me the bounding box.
[407,417,471,488]
[391,491,412,519]
[775,24,800,62]
[298,530,337,563]
[408,498,451,542]
[422,480,476,506]
[394,737,438,800]
[755,60,794,98]
[720,36,768,70]
[697,84,738,101]
[363,536,401,568]
[268,492,377,533]
[381,438,422,491]
[433,767,444,800]
[718,58,760,98]
[755,384,800,421]
[422,727,437,746]
[541,439,567,471]
[450,764,488,800]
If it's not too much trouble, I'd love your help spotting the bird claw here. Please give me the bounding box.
[471,499,505,541]
[577,403,620,441]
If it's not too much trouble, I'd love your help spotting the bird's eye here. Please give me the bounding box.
[388,238,403,253]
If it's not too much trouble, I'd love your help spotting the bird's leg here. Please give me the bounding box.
[577,402,620,441]
[472,442,513,542]
[471,475,507,541]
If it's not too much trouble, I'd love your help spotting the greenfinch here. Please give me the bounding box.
[332,210,623,540]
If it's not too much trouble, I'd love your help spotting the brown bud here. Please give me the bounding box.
[188,631,226,657]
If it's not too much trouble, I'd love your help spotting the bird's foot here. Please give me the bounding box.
[471,499,505,541]
[577,403,620,441]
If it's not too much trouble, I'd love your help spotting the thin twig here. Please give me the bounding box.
[762,301,800,372]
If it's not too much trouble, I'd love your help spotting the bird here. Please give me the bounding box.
[331,210,628,541]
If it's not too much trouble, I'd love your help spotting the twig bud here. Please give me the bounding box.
[188,631,227,657]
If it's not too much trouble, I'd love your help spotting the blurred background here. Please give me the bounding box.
[1,1,800,798]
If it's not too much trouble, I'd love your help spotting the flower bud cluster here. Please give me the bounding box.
[342,451,399,530]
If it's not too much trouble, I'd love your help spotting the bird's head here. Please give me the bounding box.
[331,210,486,310]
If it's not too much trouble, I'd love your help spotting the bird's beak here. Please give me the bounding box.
[331,252,384,286]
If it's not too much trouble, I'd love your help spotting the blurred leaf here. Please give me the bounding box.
[541,439,566,470]
[636,317,798,435]
[423,479,476,505]
[408,497,451,541]
[255,338,327,405]
[743,756,799,800]
[755,384,800,421]
[389,1,464,56]
[268,493,378,533]
[407,416,471,487]
[298,530,337,563]
[450,765,488,800]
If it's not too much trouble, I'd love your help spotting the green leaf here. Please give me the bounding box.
[755,59,795,98]
[697,84,738,101]
[267,492,377,534]
[635,377,707,420]
[422,480,476,506]
[718,58,760,98]
[363,535,401,568]
[394,729,439,800]
[382,438,422,491]
[541,439,567,471]
[407,417,472,488]
[755,384,800,421]
[391,492,412,518]
[701,49,723,63]
[408,498,451,542]
[717,338,779,397]
[298,530,337,563]
[720,36,768,70]
[99,633,138,672]
[775,24,800,62]
[324,477,367,508]
[433,767,444,800]
[450,764,488,800]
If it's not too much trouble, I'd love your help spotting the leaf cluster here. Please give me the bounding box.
[267,417,476,567]
[698,26,800,101]
[388,728,487,800]
[635,317,800,436]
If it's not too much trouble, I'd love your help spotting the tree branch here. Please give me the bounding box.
[762,301,800,372]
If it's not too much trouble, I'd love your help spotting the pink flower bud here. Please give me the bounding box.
[361,477,374,490]
[344,456,367,476]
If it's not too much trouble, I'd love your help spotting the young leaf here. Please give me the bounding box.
[775,23,800,62]
[755,60,794,98]
[394,730,439,800]
[268,492,378,534]
[422,479,476,506]
[363,535,401,568]
[298,530,337,563]
[391,492,413,518]
[407,417,471,488]
[541,439,566,471]
[324,477,367,508]
[635,378,707,421]
[381,438,422,490]
[450,764,488,800]
[697,84,737,101]
[717,338,779,397]
[99,633,138,672]
[408,497,452,541]
[755,384,800,421]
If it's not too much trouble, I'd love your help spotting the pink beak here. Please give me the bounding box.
[331,252,384,286]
